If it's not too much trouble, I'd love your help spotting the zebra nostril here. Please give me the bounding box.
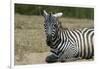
[46,39,52,47]
[47,37,50,42]
[47,35,52,40]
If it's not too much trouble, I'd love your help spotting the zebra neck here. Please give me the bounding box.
[66,29,75,43]
[52,29,60,40]
[51,30,61,49]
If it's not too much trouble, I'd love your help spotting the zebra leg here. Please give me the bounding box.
[45,54,58,63]
[61,57,81,62]
[69,57,81,61]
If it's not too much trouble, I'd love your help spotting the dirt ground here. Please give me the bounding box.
[14,14,94,65]
[15,52,50,65]
[15,52,93,65]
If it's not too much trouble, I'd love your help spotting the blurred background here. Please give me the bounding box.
[14,4,94,65]
[15,4,94,19]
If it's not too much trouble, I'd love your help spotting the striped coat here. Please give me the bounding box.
[43,10,94,63]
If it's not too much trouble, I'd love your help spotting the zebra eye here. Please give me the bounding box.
[54,24,56,27]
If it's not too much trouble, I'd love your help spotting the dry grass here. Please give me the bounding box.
[14,14,94,65]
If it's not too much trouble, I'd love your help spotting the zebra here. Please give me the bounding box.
[43,10,94,63]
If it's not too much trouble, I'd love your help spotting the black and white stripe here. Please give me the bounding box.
[43,10,94,63]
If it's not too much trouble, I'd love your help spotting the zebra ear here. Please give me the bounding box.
[53,13,63,17]
[43,10,48,16]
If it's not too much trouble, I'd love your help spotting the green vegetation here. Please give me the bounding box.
[15,4,94,19]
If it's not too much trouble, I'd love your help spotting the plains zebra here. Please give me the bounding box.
[43,10,94,63]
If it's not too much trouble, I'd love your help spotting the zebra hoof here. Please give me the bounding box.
[45,54,58,63]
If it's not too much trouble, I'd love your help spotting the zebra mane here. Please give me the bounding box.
[57,20,69,31]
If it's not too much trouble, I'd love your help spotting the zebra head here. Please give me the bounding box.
[43,10,63,46]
